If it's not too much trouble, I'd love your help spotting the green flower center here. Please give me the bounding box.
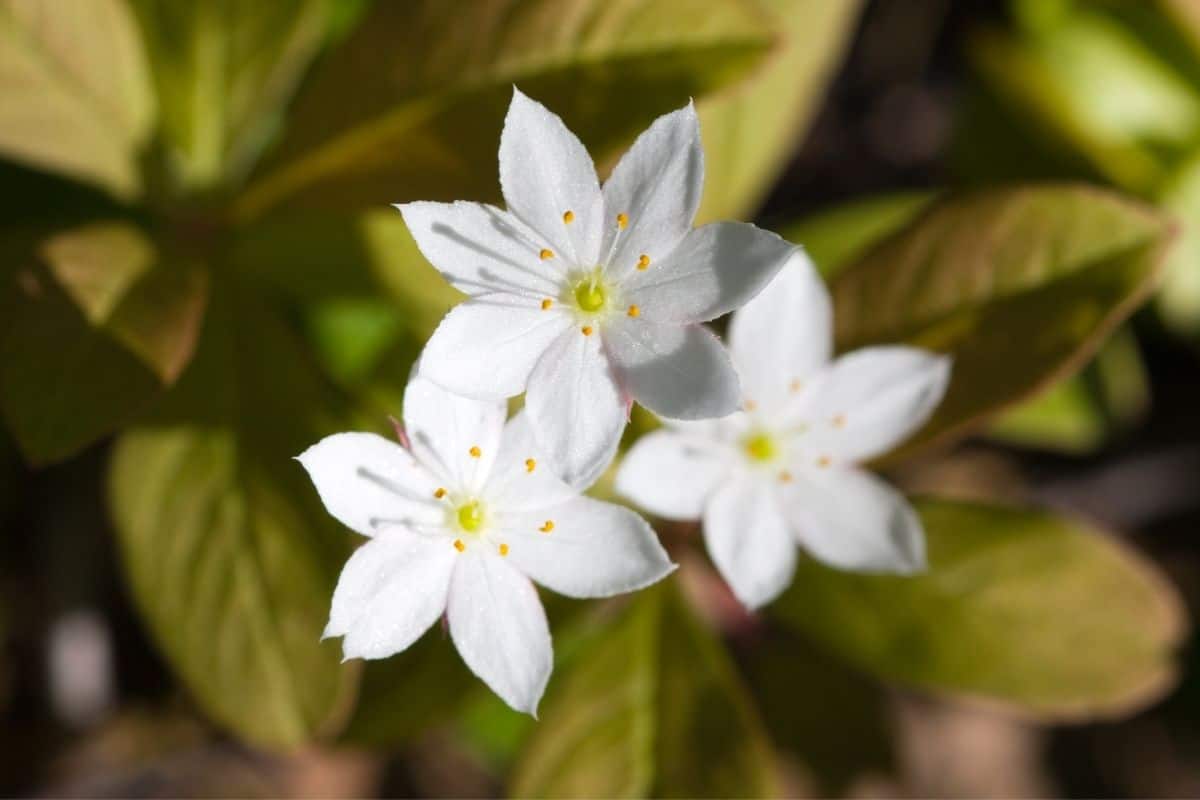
[457,501,484,533]
[743,432,778,462]
[574,280,607,312]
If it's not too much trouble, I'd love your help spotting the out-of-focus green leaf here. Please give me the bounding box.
[509,584,778,799]
[1158,150,1200,334]
[109,288,354,748]
[775,498,1185,721]
[832,184,1172,462]
[131,0,330,189]
[236,0,776,219]
[0,0,154,198]
[695,0,862,223]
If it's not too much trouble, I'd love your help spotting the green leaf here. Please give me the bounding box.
[1157,149,1200,334]
[774,498,1185,721]
[108,287,355,748]
[131,0,331,189]
[831,184,1172,461]
[509,584,778,798]
[695,0,863,222]
[0,0,155,198]
[235,0,776,220]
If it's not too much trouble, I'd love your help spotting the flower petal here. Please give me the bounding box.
[329,530,457,659]
[729,250,831,416]
[403,375,507,494]
[703,478,798,610]
[602,102,703,278]
[419,299,573,399]
[500,88,603,266]
[525,326,625,488]
[447,548,553,716]
[297,432,442,537]
[398,201,564,298]
[623,223,796,323]
[605,319,740,420]
[495,497,675,598]
[790,347,952,465]
[779,467,926,574]
[483,411,578,512]
[615,429,730,520]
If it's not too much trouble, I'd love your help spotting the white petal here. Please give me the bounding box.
[329,530,457,660]
[623,223,796,324]
[419,299,573,399]
[602,102,703,278]
[704,479,798,610]
[605,319,740,421]
[402,375,507,494]
[525,326,625,488]
[615,429,730,520]
[447,549,553,716]
[398,201,564,298]
[791,347,952,464]
[729,250,831,416]
[779,467,926,574]
[495,497,675,598]
[297,432,442,537]
[482,412,578,512]
[499,88,603,266]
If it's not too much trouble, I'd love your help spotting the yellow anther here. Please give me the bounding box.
[637,254,650,270]
[832,414,847,428]
[617,213,629,229]
[454,539,465,552]
[539,248,554,260]
[539,520,555,533]
[563,210,575,224]
[525,458,536,473]
[790,379,803,393]
[434,487,447,499]
[469,445,482,458]
[745,399,758,412]
[817,455,832,468]
[581,325,594,336]
[499,543,510,556]
[779,470,793,483]
[541,298,553,310]
[627,304,640,317]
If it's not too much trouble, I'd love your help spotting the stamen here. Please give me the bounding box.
[563,210,575,224]
[637,254,650,270]
[525,458,536,473]
[581,325,593,336]
[627,304,640,317]
[499,543,510,556]
[454,539,465,552]
[779,471,793,482]
[817,455,832,468]
[616,213,628,229]
[832,414,847,428]
[539,520,555,533]
[541,298,553,310]
[434,487,446,499]
[790,379,802,393]
[745,399,758,412]
[539,248,554,260]
[469,445,482,458]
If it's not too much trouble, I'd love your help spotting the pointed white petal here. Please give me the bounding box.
[791,347,951,464]
[419,299,573,399]
[402,375,507,494]
[297,432,442,537]
[729,250,831,416]
[447,549,553,716]
[615,429,730,520]
[605,319,740,421]
[602,103,703,277]
[525,327,625,488]
[500,88,603,266]
[398,201,565,298]
[623,223,796,324]
[779,467,926,574]
[495,497,674,598]
[703,479,798,610]
[330,530,457,660]
[483,412,578,512]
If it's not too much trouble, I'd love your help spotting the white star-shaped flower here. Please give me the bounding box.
[297,375,674,715]
[398,88,797,486]
[615,253,951,610]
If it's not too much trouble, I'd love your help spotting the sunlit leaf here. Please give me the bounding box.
[509,584,778,798]
[235,0,775,220]
[0,0,155,198]
[695,0,863,222]
[774,498,1185,721]
[1158,149,1200,334]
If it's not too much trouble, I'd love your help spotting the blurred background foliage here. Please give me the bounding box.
[1,0,1199,796]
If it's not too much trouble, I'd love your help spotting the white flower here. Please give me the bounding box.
[397,88,797,486]
[297,375,674,715]
[615,253,951,610]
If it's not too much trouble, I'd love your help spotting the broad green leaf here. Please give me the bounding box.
[235,0,775,219]
[1158,149,1200,334]
[0,0,154,198]
[131,0,330,189]
[695,0,862,222]
[774,499,1185,721]
[831,184,1172,461]
[108,287,354,748]
[509,584,778,798]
